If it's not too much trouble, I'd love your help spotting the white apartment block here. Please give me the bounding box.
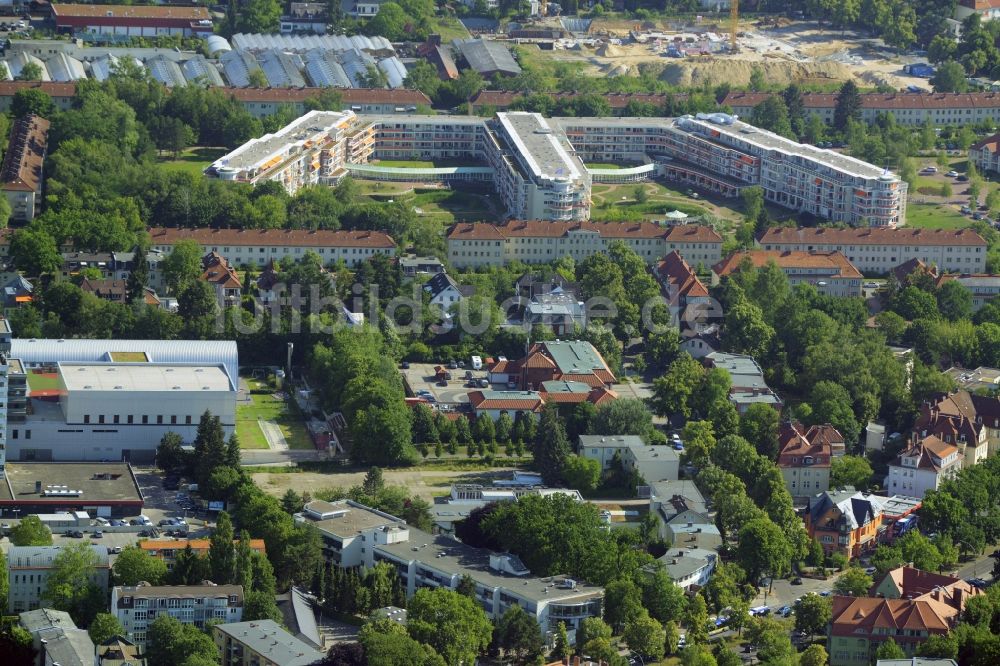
[211,110,902,227]
[8,545,110,613]
[112,584,244,648]
[887,436,962,499]
[148,227,396,268]
[759,227,988,275]
[296,500,604,640]
[939,275,1000,311]
[207,109,375,194]
[447,220,723,269]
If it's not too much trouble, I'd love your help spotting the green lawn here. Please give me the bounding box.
[157,147,227,177]
[590,181,740,223]
[426,16,470,41]
[906,202,973,229]
[237,384,313,450]
[586,163,625,170]
[26,372,61,392]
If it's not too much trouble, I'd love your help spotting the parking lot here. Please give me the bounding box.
[400,361,492,406]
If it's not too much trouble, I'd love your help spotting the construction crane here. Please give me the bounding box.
[729,0,739,53]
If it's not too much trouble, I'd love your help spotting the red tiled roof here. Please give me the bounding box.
[664,225,723,243]
[760,226,987,248]
[725,90,1000,111]
[470,90,686,110]
[893,435,959,472]
[467,390,544,411]
[0,114,48,194]
[447,220,687,241]
[657,250,709,299]
[777,422,832,467]
[224,87,432,106]
[52,4,210,19]
[830,596,957,635]
[148,227,396,249]
[713,250,863,279]
[0,81,77,98]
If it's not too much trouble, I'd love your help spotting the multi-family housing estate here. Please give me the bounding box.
[777,422,836,503]
[758,227,988,275]
[139,538,266,571]
[213,619,326,666]
[212,109,904,226]
[713,249,863,297]
[937,274,1000,311]
[887,436,963,499]
[703,352,782,414]
[579,434,680,485]
[7,545,110,613]
[431,482,583,535]
[295,499,604,640]
[112,583,245,648]
[447,221,722,269]
[0,114,48,223]
[148,227,396,268]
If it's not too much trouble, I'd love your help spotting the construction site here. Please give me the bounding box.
[506,12,934,91]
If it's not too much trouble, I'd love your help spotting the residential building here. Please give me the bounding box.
[139,538,266,571]
[956,0,1000,22]
[805,489,888,560]
[19,608,94,666]
[213,620,325,666]
[936,274,1000,311]
[206,110,375,194]
[537,381,617,409]
[371,525,603,640]
[915,389,998,459]
[148,227,396,268]
[515,272,579,300]
[96,636,146,666]
[222,87,432,117]
[7,545,110,613]
[432,484,583,535]
[294,499,404,567]
[112,583,245,648]
[578,435,679,484]
[2,275,34,313]
[484,112,589,221]
[201,252,243,306]
[50,4,214,37]
[656,250,711,313]
[871,566,981,611]
[488,340,616,391]
[457,39,522,77]
[424,272,474,313]
[524,289,587,335]
[725,90,1000,127]
[876,660,958,666]
[79,278,160,307]
[828,596,959,666]
[712,250,863,297]
[777,422,834,502]
[887,436,963,498]
[447,221,721,269]
[944,366,1000,392]
[703,352,782,415]
[1,114,49,222]
[654,546,718,591]
[648,480,722,551]
[275,586,323,651]
[399,255,444,277]
[469,90,688,116]
[758,227,988,275]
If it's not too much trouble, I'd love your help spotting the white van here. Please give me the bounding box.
[471,355,482,370]
[138,515,152,526]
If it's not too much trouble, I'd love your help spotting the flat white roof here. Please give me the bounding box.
[496,111,583,184]
[58,363,234,392]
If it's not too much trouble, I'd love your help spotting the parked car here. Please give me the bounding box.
[479,378,490,388]
[448,360,458,369]
[779,606,792,617]
[68,530,84,538]
[962,205,972,214]
[92,530,103,538]
[400,361,410,369]
[138,530,151,537]
[973,212,984,220]
[957,175,969,182]
[791,577,803,585]
[922,166,938,173]
[947,170,959,177]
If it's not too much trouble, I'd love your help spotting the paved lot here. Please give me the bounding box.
[400,362,485,405]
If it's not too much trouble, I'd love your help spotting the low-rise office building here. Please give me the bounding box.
[214,619,325,666]
[112,583,245,648]
[8,545,110,614]
[712,250,863,297]
[758,227,988,275]
[487,340,616,391]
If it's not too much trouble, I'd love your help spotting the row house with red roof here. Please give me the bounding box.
[446,221,722,270]
[712,249,864,297]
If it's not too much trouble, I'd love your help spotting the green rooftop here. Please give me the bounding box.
[540,380,593,394]
[541,340,608,374]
